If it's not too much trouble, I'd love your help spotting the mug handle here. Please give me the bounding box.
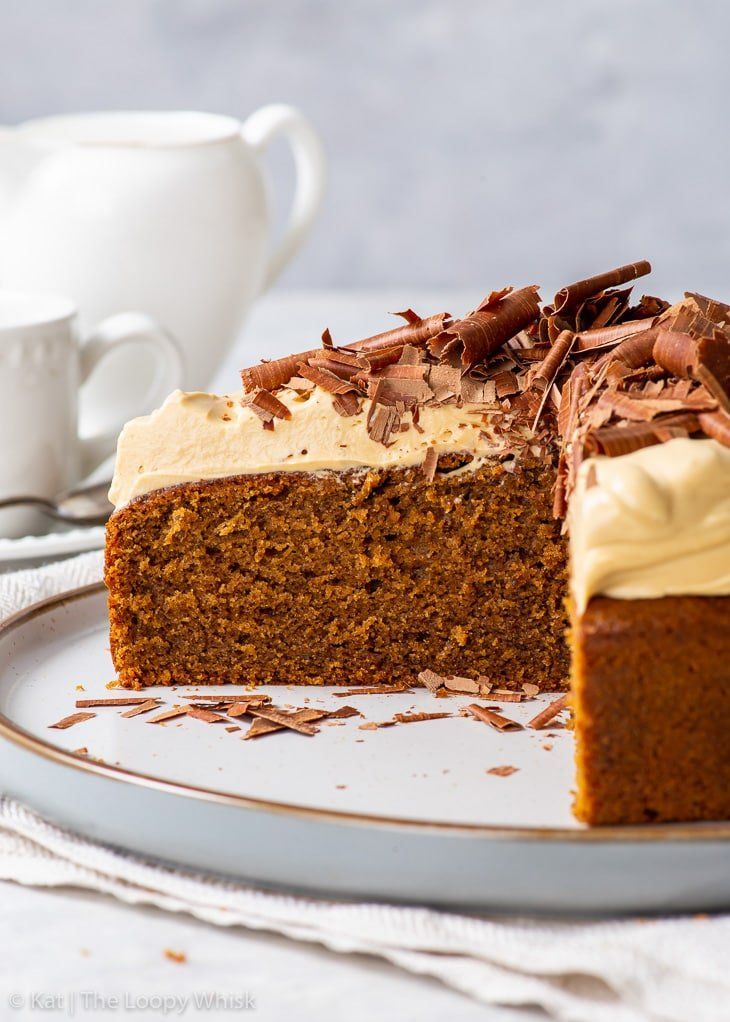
[241,104,326,292]
[78,312,183,473]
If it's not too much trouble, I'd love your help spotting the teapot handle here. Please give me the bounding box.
[241,104,325,292]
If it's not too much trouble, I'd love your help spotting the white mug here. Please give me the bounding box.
[0,107,326,434]
[0,290,183,537]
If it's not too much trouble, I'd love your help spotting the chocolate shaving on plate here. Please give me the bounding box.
[248,707,324,736]
[392,711,452,724]
[119,699,161,718]
[49,712,96,730]
[527,694,570,730]
[186,706,229,724]
[466,703,523,732]
[75,697,153,708]
[417,669,444,693]
[326,705,362,719]
[335,684,411,696]
[146,706,188,725]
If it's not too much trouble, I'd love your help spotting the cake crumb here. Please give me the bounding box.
[164,949,187,964]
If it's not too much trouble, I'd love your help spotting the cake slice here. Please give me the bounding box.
[105,287,569,688]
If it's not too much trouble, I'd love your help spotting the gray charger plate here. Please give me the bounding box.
[0,584,727,914]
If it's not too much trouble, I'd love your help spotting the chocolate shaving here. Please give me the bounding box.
[699,408,730,446]
[466,703,523,731]
[242,717,283,740]
[527,694,569,730]
[332,391,363,417]
[186,706,229,724]
[241,388,292,423]
[430,287,541,367]
[297,363,361,396]
[241,349,321,393]
[49,712,96,730]
[225,702,253,718]
[248,707,323,736]
[146,706,188,724]
[652,329,697,379]
[75,697,152,708]
[443,676,481,694]
[573,318,655,353]
[327,705,361,719]
[487,765,519,777]
[584,414,699,457]
[421,446,438,482]
[417,669,444,693]
[345,311,451,356]
[120,699,161,718]
[392,711,451,724]
[553,261,651,315]
[366,402,399,445]
[334,684,411,696]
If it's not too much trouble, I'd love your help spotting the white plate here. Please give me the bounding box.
[0,526,104,566]
[0,585,728,914]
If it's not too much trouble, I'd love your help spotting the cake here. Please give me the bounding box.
[105,260,730,825]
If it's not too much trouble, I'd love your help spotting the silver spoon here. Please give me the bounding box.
[0,481,113,526]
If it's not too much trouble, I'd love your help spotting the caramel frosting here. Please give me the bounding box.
[570,438,730,612]
[109,387,517,510]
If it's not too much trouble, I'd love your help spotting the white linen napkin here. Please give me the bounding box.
[0,552,727,1022]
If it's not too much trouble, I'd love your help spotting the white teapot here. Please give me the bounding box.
[0,108,325,432]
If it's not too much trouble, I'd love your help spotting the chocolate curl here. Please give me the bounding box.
[596,389,716,423]
[308,351,361,381]
[558,362,588,439]
[609,324,661,369]
[553,260,651,315]
[584,413,699,457]
[533,330,575,392]
[652,329,697,379]
[530,330,575,431]
[573,317,656,353]
[429,286,541,367]
[699,408,730,447]
[695,334,730,413]
[241,349,322,393]
[653,328,730,412]
[345,311,452,355]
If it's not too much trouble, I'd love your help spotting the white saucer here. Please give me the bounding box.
[0,584,727,914]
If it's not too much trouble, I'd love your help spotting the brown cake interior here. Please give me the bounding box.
[572,595,730,825]
[106,460,568,689]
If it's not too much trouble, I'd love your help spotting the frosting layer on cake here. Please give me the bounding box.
[110,388,515,509]
[570,438,730,611]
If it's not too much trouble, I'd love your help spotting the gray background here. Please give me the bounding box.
[1,0,727,300]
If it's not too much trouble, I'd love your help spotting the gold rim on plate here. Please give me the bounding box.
[0,583,728,844]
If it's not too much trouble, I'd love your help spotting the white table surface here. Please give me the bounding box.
[0,289,540,1021]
